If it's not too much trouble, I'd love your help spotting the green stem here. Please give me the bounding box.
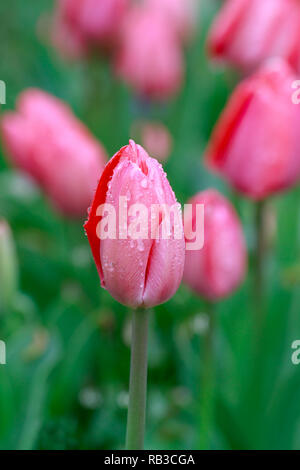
[126,308,149,450]
[247,201,269,434]
[254,200,267,337]
[198,301,216,450]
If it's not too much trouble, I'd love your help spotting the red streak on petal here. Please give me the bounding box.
[84,145,127,284]
[205,82,254,168]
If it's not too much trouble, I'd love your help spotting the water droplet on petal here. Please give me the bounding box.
[137,239,144,252]
[141,178,148,189]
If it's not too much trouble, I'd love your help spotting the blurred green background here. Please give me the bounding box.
[1,0,300,450]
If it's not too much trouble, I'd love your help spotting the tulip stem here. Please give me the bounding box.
[254,200,267,335]
[126,307,149,450]
[199,301,216,450]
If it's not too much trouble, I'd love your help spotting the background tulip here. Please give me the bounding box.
[84,140,185,308]
[52,0,129,57]
[115,5,184,100]
[205,59,300,200]
[208,0,300,73]
[183,189,247,300]
[146,0,198,42]
[131,120,173,163]
[1,88,107,217]
[51,6,87,59]
[183,188,247,450]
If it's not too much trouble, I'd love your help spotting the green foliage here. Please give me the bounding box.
[0,0,300,450]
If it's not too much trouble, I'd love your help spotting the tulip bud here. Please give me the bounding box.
[207,0,300,73]
[51,11,87,60]
[205,59,300,200]
[131,120,173,163]
[1,88,107,217]
[52,0,129,58]
[0,220,18,312]
[145,0,198,42]
[115,6,184,101]
[84,140,185,308]
[183,190,247,300]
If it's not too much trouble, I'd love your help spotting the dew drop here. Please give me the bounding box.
[137,239,144,252]
[141,178,148,189]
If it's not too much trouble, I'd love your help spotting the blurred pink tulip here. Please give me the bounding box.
[184,189,247,300]
[205,59,300,200]
[116,6,184,101]
[208,0,300,73]
[84,140,185,308]
[132,120,173,163]
[51,10,87,59]
[146,0,198,42]
[52,0,129,57]
[1,89,107,217]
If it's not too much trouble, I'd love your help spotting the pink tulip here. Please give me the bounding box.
[208,0,300,73]
[52,0,129,57]
[205,59,300,200]
[51,9,87,60]
[115,6,184,101]
[84,140,185,308]
[1,89,107,217]
[131,120,173,163]
[184,189,247,300]
[145,0,198,42]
